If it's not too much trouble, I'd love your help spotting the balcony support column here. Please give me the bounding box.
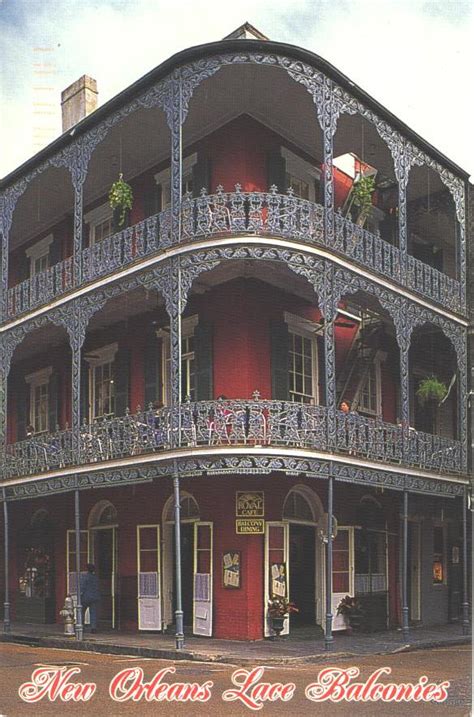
[461,486,470,635]
[401,487,410,641]
[169,74,183,245]
[74,487,84,640]
[324,471,334,651]
[3,491,11,633]
[66,303,88,463]
[0,198,8,323]
[323,267,337,449]
[72,179,84,287]
[173,469,185,649]
[396,146,409,283]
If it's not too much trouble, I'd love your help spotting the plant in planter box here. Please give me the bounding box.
[336,594,364,632]
[267,597,299,637]
[352,175,376,226]
[416,376,447,406]
[109,173,133,229]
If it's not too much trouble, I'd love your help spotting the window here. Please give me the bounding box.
[357,351,384,416]
[284,312,319,405]
[433,525,446,584]
[85,343,118,421]
[26,234,53,278]
[25,367,52,434]
[281,147,321,202]
[154,153,197,210]
[84,203,114,245]
[159,315,198,405]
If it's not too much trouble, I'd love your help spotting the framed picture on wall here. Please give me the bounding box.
[222,551,241,588]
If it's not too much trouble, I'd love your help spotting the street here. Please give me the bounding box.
[0,642,471,716]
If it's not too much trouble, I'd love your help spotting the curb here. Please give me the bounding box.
[0,632,470,666]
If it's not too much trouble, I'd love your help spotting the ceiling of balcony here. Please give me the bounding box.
[9,63,455,252]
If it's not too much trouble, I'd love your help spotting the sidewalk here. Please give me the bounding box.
[0,622,470,665]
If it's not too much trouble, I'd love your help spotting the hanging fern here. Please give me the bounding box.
[352,175,375,224]
[416,375,447,406]
[109,173,133,228]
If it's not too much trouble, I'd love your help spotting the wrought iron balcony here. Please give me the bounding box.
[2,400,463,480]
[6,257,73,320]
[4,186,463,323]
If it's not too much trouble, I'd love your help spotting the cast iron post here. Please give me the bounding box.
[325,473,334,650]
[173,472,184,649]
[74,488,83,640]
[3,493,10,633]
[461,486,470,634]
[401,488,410,641]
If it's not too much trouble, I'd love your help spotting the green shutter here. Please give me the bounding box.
[192,156,212,197]
[144,335,162,408]
[48,371,59,431]
[270,319,289,400]
[194,321,213,400]
[267,151,287,192]
[113,346,130,416]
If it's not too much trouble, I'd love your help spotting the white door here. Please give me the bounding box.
[137,525,162,631]
[193,522,213,636]
[331,526,354,631]
[66,529,89,598]
[264,522,290,637]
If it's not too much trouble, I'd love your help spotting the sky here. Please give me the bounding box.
[1,0,473,181]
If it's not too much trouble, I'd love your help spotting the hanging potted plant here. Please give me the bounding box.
[352,175,375,227]
[267,597,299,638]
[109,173,133,230]
[416,375,447,406]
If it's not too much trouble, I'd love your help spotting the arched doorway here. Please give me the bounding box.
[88,500,118,629]
[162,493,200,631]
[282,486,324,628]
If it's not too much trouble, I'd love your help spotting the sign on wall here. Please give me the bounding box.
[235,519,265,534]
[270,562,287,598]
[236,491,264,517]
[222,551,241,588]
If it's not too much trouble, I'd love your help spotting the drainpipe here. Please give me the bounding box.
[74,488,83,640]
[325,473,334,651]
[461,486,470,635]
[3,492,10,633]
[401,488,409,641]
[173,471,184,649]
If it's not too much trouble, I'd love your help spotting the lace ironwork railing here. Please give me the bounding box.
[1,401,463,479]
[6,257,73,319]
[81,211,171,284]
[4,428,74,478]
[406,254,461,314]
[180,185,325,245]
[335,411,403,463]
[407,429,461,473]
[334,211,402,284]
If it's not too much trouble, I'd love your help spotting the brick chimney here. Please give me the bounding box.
[61,75,98,132]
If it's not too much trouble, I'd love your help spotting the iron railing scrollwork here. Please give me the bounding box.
[3,187,463,323]
[2,400,462,480]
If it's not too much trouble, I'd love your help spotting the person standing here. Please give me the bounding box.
[80,563,100,633]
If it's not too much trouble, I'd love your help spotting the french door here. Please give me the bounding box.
[193,522,213,636]
[137,524,162,630]
[264,522,290,636]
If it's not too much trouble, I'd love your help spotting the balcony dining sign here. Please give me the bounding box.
[0,13,471,717]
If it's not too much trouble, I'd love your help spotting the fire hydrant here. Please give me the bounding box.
[60,595,75,636]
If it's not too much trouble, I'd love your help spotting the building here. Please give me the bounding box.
[0,23,470,646]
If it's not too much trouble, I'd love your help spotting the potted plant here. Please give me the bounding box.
[416,376,447,406]
[352,175,376,226]
[109,173,133,229]
[267,597,299,637]
[336,594,364,633]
